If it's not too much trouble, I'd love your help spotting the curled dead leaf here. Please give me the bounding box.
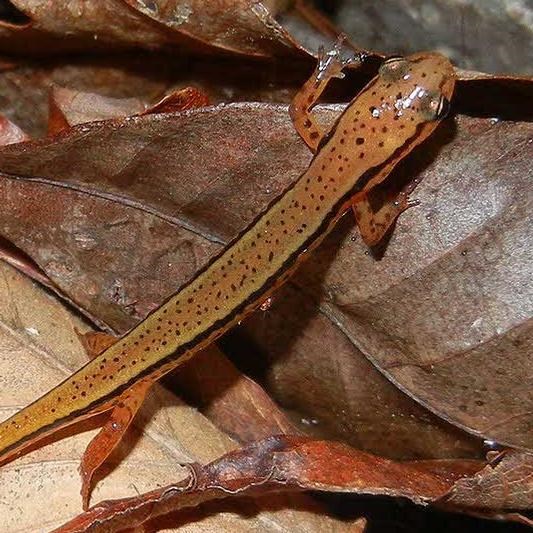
[53,434,485,533]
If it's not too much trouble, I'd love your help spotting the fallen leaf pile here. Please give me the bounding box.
[0,1,531,532]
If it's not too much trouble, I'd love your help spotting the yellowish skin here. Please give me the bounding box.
[0,44,456,509]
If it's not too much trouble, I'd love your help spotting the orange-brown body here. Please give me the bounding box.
[0,47,456,508]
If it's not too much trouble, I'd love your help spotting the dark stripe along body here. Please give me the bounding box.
[0,52,456,463]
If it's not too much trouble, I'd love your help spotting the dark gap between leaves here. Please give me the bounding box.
[0,0,30,26]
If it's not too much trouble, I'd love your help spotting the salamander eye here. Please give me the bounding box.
[379,56,410,81]
[420,92,451,121]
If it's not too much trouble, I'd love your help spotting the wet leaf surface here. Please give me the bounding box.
[245,112,532,452]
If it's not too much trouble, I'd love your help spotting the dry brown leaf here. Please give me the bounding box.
[171,345,299,442]
[0,0,335,58]
[0,112,29,144]
[53,435,483,532]
[48,86,210,135]
[48,87,147,135]
[0,101,529,454]
[441,449,533,511]
[0,261,354,532]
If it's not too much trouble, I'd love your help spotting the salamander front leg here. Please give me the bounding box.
[79,378,153,510]
[290,35,364,153]
[352,191,419,247]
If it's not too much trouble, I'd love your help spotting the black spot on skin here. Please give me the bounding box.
[356,138,364,145]
[268,251,274,262]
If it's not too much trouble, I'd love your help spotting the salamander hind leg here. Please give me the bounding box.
[290,34,364,153]
[75,329,117,360]
[79,378,153,510]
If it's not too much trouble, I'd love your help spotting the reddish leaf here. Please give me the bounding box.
[53,435,484,533]
[143,86,210,114]
[171,345,299,442]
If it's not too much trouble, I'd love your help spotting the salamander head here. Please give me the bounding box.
[336,52,456,164]
[375,53,455,123]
